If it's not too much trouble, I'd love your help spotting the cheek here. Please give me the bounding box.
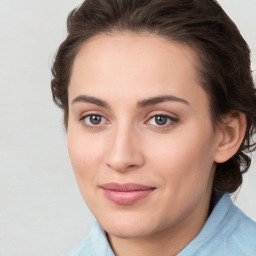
[147,125,216,192]
[67,129,106,208]
[67,129,104,180]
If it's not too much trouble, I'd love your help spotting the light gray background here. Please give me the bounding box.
[0,1,255,255]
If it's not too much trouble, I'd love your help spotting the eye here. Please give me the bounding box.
[147,114,178,127]
[80,114,108,128]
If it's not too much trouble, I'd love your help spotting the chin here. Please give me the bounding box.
[104,222,154,239]
[96,210,162,239]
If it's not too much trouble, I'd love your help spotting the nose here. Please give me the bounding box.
[105,125,145,172]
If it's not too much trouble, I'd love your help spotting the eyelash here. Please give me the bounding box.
[79,113,178,130]
[146,114,178,128]
[79,114,109,129]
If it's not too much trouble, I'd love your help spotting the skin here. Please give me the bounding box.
[67,32,245,256]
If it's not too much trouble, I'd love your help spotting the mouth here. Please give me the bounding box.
[100,183,156,205]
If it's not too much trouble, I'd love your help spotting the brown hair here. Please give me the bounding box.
[51,0,256,193]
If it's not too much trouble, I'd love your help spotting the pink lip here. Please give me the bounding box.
[100,183,155,205]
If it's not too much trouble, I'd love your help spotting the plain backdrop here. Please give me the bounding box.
[0,0,255,255]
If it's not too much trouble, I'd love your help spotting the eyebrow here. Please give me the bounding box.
[72,95,110,108]
[71,94,189,108]
[137,95,189,108]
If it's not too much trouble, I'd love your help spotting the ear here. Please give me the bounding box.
[214,111,246,163]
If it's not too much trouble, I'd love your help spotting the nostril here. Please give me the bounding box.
[106,161,143,172]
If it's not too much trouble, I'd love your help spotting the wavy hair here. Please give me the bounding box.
[51,0,256,193]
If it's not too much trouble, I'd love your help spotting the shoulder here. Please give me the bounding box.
[179,193,256,256]
[219,201,256,255]
[63,221,115,256]
[208,193,256,255]
[63,231,96,256]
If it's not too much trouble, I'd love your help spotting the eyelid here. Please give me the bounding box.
[144,113,179,128]
[144,110,178,121]
[79,112,110,129]
[78,110,178,130]
[78,109,110,121]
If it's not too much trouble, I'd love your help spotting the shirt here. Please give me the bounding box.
[63,193,256,256]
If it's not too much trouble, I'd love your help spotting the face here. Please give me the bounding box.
[67,33,222,240]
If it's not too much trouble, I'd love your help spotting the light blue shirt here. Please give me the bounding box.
[64,193,256,256]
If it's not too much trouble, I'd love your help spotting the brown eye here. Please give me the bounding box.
[147,114,178,127]
[155,115,168,125]
[82,114,107,127]
[89,115,102,125]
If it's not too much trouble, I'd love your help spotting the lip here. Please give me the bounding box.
[100,183,156,205]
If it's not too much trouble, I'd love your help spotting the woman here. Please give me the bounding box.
[51,0,256,255]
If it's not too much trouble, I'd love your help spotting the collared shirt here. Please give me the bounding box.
[64,193,256,256]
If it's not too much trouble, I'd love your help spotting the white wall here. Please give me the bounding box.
[0,1,255,255]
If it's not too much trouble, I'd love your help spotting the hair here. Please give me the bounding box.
[51,0,256,194]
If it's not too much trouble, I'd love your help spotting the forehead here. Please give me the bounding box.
[71,32,200,82]
[69,32,208,111]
